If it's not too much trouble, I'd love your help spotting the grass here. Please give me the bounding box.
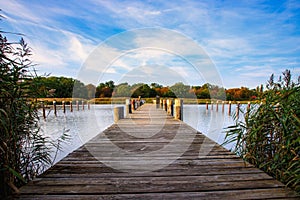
[224,70,300,193]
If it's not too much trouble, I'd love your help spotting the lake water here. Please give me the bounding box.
[39,104,244,164]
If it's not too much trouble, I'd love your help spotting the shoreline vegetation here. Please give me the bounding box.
[35,97,258,105]
[30,77,263,102]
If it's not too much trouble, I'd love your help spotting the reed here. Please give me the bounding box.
[0,35,52,198]
[224,70,300,193]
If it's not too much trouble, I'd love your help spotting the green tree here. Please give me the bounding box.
[73,80,88,98]
[85,84,96,99]
[170,82,192,98]
[95,81,115,97]
[113,83,131,97]
[132,84,157,98]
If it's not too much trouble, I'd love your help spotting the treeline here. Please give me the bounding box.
[31,76,263,101]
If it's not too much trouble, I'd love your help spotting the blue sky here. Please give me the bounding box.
[1,0,299,88]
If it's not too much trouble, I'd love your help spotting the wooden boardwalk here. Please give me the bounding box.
[15,104,299,199]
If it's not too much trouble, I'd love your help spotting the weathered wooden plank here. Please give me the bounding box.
[18,179,286,194]
[14,188,300,200]
[26,173,276,186]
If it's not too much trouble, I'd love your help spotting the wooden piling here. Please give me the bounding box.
[228,101,232,115]
[70,101,73,112]
[62,101,66,114]
[82,101,85,110]
[174,99,183,120]
[42,101,46,119]
[156,96,160,109]
[88,102,90,110]
[114,106,124,123]
[247,101,251,112]
[131,99,135,112]
[211,101,214,110]
[76,101,79,111]
[167,99,172,115]
[222,101,225,113]
[236,102,240,118]
[206,101,208,110]
[53,101,57,116]
[163,99,166,112]
[216,101,219,112]
[125,99,131,117]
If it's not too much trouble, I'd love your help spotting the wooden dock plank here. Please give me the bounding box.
[14,104,299,199]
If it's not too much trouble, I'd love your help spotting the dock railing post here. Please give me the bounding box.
[114,106,124,123]
[167,99,172,115]
[125,99,131,117]
[76,100,79,111]
[82,100,85,110]
[156,96,160,109]
[171,99,174,116]
[228,101,232,115]
[216,100,219,112]
[206,101,208,110]
[174,99,183,120]
[131,99,135,112]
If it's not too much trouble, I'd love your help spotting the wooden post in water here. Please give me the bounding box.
[131,99,135,112]
[206,101,208,110]
[114,106,124,123]
[88,101,90,110]
[164,99,167,112]
[174,99,183,120]
[171,99,174,116]
[70,101,73,112]
[53,101,57,116]
[82,100,85,110]
[167,99,172,115]
[216,100,219,112]
[156,96,160,109]
[247,101,251,112]
[228,101,232,115]
[222,101,225,113]
[236,102,240,118]
[76,101,79,111]
[42,101,46,119]
[211,101,214,110]
[125,99,131,117]
[62,101,66,114]
[160,99,163,109]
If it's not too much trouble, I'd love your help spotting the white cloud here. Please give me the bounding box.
[0,0,43,23]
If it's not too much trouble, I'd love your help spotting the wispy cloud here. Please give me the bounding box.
[0,0,299,88]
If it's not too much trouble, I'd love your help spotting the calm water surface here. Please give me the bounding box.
[39,104,245,164]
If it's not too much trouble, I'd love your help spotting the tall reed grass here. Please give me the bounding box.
[224,70,300,192]
[0,33,52,198]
